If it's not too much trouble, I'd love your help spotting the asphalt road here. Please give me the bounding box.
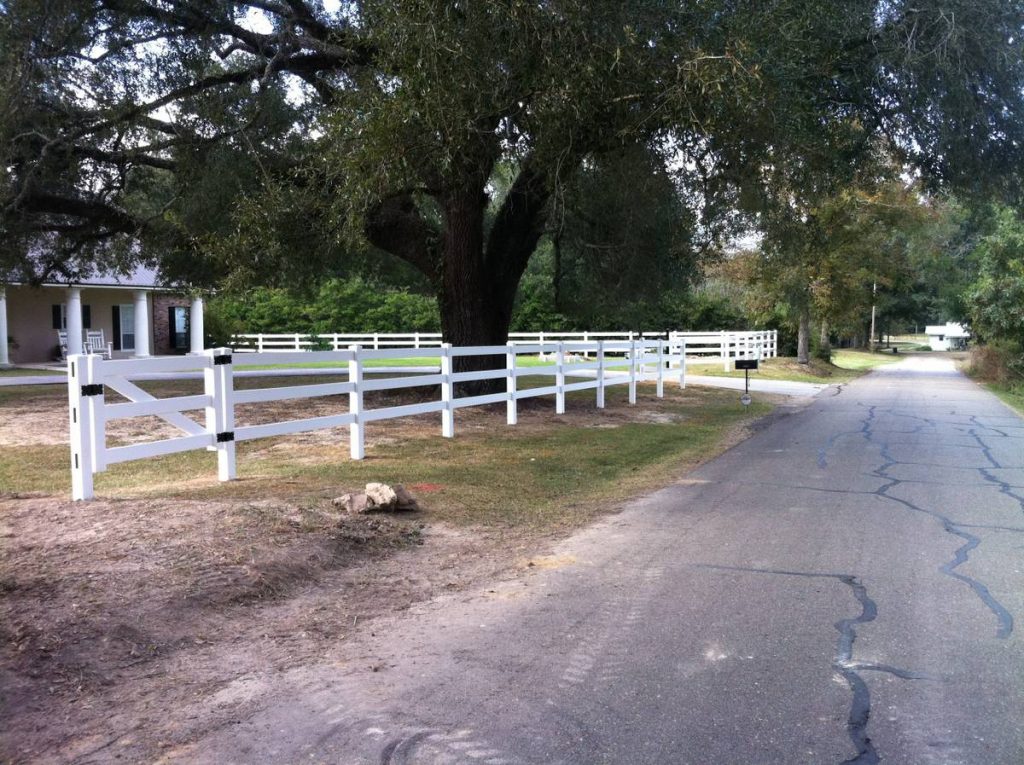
[191,356,1024,765]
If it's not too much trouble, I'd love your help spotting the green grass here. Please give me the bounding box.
[984,382,1024,415]
[0,383,771,532]
[831,349,903,371]
[0,367,56,377]
[685,349,901,385]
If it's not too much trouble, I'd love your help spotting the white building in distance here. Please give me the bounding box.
[924,322,970,351]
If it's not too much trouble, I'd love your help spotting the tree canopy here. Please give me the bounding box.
[3,0,1023,354]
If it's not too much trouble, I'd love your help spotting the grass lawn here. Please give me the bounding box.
[686,348,901,384]
[0,366,57,376]
[0,379,772,532]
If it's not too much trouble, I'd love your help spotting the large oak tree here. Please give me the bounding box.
[3,0,1023,356]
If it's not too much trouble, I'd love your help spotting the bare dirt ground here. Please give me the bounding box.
[0,379,791,763]
[0,493,533,764]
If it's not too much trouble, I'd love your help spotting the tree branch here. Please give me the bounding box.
[364,195,441,285]
[486,156,553,300]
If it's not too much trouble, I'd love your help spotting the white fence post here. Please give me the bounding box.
[656,339,664,398]
[256,334,264,352]
[68,354,96,501]
[348,345,365,459]
[628,340,637,405]
[722,332,729,372]
[680,338,687,389]
[205,348,237,481]
[555,342,566,414]
[414,332,421,349]
[441,343,455,438]
[596,340,606,409]
[506,342,518,425]
[85,354,107,474]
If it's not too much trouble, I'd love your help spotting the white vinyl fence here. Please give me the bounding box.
[67,337,766,500]
[231,330,778,368]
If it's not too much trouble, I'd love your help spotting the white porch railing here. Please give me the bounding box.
[68,336,768,500]
[230,329,778,366]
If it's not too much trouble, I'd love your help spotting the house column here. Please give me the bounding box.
[66,287,84,356]
[133,290,151,357]
[189,295,205,354]
[0,286,9,367]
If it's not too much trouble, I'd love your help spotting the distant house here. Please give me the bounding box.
[1,265,205,366]
[924,322,970,352]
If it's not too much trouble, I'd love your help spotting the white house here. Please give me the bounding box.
[1,265,205,366]
[924,322,970,351]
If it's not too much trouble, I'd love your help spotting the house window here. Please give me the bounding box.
[51,304,91,329]
[169,306,189,350]
[119,304,135,351]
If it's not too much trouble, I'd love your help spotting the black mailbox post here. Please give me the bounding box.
[734,358,759,405]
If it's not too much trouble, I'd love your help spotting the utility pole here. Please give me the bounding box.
[869,282,877,353]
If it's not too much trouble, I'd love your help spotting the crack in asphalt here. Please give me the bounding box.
[723,480,1024,536]
[810,401,1017,640]
[857,410,1015,640]
[968,415,1010,438]
[697,565,932,765]
[979,468,1024,511]
[845,662,936,681]
[972,426,1024,519]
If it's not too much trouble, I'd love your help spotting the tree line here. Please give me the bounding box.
[3,1,1024,383]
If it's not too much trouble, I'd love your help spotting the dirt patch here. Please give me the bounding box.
[0,378,788,761]
[0,494,520,763]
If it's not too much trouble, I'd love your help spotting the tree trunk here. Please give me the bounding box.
[797,305,811,364]
[438,189,519,395]
[553,233,563,313]
[819,319,831,361]
[364,157,553,395]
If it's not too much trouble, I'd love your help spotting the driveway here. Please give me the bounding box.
[181,355,1024,764]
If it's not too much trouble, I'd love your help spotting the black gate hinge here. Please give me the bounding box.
[216,431,235,443]
[81,384,104,396]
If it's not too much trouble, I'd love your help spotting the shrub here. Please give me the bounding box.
[968,341,1024,383]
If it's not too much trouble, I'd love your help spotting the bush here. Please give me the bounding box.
[968,341,1024,383]
[207,277,441,335]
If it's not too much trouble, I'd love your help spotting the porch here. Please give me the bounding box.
[1,283,205,367]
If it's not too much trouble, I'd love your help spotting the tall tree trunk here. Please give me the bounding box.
[365,156,553,395]
[797,305,811,364]
[436,190,509,393]
[553,233,563,313]
[819,319,831,361]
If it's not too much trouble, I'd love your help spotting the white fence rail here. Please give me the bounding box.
[230,329,778,365]
[66,336,767,500]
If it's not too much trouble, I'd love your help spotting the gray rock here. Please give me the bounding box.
[394,484,420,511]
[334,483,420,515]
[365,482,398,511]
[332,492,369,514]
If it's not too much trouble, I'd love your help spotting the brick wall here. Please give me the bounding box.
[152,294,190,355]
